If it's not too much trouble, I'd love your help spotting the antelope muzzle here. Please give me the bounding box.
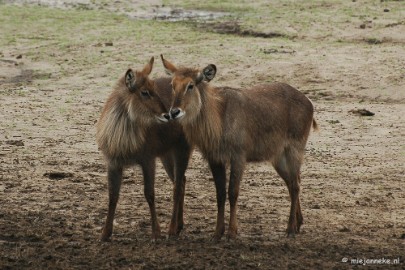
[170,107,184,120]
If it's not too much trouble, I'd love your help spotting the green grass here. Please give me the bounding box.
[0,5,221,80]
[0,5,196,47]
[2,4,287,93]
[163,0,405,39]
[2,1,403,97]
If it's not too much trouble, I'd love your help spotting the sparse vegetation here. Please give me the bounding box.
[0,1,404,269]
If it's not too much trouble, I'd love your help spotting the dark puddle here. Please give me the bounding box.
[44,172,74,180]
[6,1,230,22]
[130,7,229,22]
[349,109,375,116]
[197,21,289,39]
[0,68,52,85]
[0,70,34,84]
[134,7,286,39]
[5,1,286,39]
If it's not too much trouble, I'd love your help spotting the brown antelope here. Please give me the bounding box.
[161,55,318,240]
[96,57,192,241]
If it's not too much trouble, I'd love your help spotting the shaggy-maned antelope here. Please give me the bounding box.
[96,57,192,241]
[161,55,317,240]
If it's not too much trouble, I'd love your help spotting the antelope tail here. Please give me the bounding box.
[312,119,319,132]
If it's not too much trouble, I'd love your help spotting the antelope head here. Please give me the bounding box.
[160,54,216,123]
[124,57,169,123]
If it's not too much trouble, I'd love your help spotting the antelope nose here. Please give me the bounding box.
[170,108,181,119]
[163,113,171,120]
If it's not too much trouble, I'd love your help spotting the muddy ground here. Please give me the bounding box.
[0,1,404,269]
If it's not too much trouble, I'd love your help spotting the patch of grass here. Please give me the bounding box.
[14,89,28,97]
[33,72,52,80]
[163,0,253,13]
[58,107,67,114]
[365,37,383,44]
[0,5,227,78]
[164,0,405,41]
[2,1,402,95]
[327,120,340,125]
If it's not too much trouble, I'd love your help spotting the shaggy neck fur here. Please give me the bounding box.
[96,79,151,160]
[183,83,224,161]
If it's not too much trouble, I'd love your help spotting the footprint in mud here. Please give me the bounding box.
[44,171,74,180]
[5,139,24,146]
[349,108,375,116]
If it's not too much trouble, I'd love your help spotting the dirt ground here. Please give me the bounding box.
[0,1,404,269]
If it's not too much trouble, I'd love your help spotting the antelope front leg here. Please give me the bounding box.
[161,155,179,236]
[209,160,227,241]
[208,161,226,240]
[141,160,161,239]
[168,175,187,236]
[168,146,190,237]
[228,157,246,239]
[176,176,187,234]
[101,164,123,241]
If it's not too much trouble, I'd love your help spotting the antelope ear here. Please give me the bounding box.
[125,69,136,92]
[202,64,217,82]
[195,72,204,84]
[160,54,177,76]
[141,56,154,76]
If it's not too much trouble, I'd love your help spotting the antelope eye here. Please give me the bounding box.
[187,84,194,91]
[141,90,150,97]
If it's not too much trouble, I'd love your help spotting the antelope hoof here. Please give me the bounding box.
[151,229,162,240]
[150,237,161,244]
[166,234,179,241]
[297,222,303,233]
[177,222,184,234]
[211,225,225,242]
[287,232,296,238]
[100,228,112,242]
[211,232,224,242]
[211,235,222,242]
[286,227,298,238]
[168,222,182,237]
[167,228,176,236]
[227,230,238,241]
[100,235,112,242]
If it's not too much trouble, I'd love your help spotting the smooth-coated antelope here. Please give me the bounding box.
[161,55,318,240]
[96,57,192,241]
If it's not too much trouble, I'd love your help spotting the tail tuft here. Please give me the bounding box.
[312,119,319,131]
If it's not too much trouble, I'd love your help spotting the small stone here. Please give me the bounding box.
[339,226,350,232]
[349,109,375,116]
[5,140,24,146]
